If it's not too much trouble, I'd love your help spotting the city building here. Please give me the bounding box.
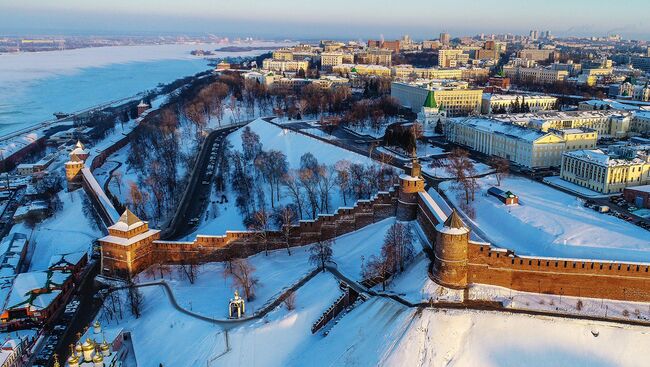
[503,66,569,84]
[623,185,650,208]
[332,64,391,77]
[610,82,650,102]
[493,110,633,137]
[437,49,469,67]
[367,40,400,53]
[560,149,650,193]
[262,59,309,73]
[391,81,483,116]
[320,52,344,70]
[517,48,557,61]
[487,76,510,90]
[356,48,392,66]
[440,32,450,45]
[445,117,598,169]
[481,94,558,114]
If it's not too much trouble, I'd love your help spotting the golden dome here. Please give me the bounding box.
[82,338,95,351]
[75,343,83,352]
[68,354,79,364]
[92,353,104,362]
[100,341,110,351]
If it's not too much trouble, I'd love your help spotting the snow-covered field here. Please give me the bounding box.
[0,42,279,136]
[544,175,609,198]
[440,174,650,262]
[424,157,494,178]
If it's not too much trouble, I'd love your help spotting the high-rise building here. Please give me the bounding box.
[529,30,539,40]
[440,32,450,45]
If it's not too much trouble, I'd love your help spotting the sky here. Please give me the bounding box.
[1,0,650,40]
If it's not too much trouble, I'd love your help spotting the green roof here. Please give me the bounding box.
[423,91,438,108]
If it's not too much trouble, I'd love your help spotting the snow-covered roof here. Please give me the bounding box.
[564,149,647,167]
[48,251,86,269]
[435,209,469,235]
[109,209,145,232]
[6,270,70,310]
[99,228,161,247]
[453,117,550,143]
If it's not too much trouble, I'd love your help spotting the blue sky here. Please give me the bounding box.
[2,0,650,40]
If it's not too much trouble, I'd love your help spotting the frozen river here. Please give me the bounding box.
[0,42,277,136]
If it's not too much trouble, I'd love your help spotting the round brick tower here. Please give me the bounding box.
[432,209,470,288]
[396,157,425,221]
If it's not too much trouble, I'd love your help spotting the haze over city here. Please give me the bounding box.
[1,1,650,366]
[2,0,650,39]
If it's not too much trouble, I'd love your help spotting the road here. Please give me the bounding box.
[162,123,246,240]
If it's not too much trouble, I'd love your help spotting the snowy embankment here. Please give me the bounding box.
[440,174,650,262]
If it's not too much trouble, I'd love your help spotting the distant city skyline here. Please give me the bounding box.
[1,0,650,40]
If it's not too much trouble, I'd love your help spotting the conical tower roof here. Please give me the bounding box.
[118,208,142,227]
[423,91,438,108]
[443,209,467,230]
[75,140,84,149]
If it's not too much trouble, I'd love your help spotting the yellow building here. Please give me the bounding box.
[560,149,650,193]
[391,81,483,116]
[392,66,462,80]
[444,117,568,168]
[503,66,569,84]
[493,110,633,137]
[272,49,294,61]
[333,64,391,77]
[262,59,309,73]
[481,94,557,114]
[356,48,392,66]
[438,49,469,67]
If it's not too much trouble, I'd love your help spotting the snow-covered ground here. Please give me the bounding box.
[0,42,281,136]
[94,214,650,367]
[544,175,609,198]
[381,306,650,367]
[424,157,494,178]
[19,189,102,272]
[440,174,650,262]
[155,218,398,316]
[186,119,387,238]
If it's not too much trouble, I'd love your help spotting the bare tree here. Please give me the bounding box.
[274,205,296,255]
[382,222,416,273]
[334,162,352,206]
[282,171,305,220]
[309,238,334,272]
[226,259,259,301]
[112,170,123,195]
[180,259,199,284]
[489,156,510,186]
[127,278,144,318]
[362,255,391,291]
[445,148,478,204]
[249,209,272,255]
[317,165,336,213]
